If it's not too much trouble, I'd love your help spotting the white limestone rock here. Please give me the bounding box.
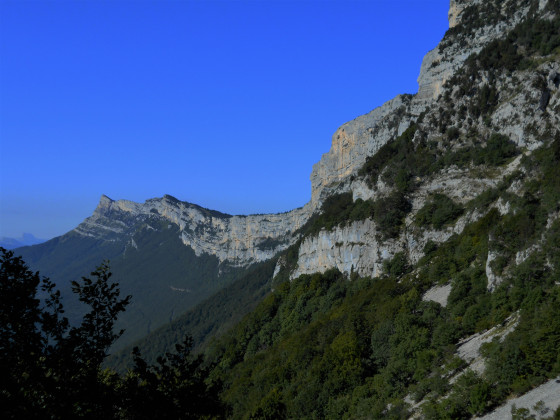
[75,194,313,267]
[291,219,404,279]
[422,284,452,307]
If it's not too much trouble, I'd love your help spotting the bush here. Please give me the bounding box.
[373,191,412,239]
[477,133,519,166]
[383,252,410,278]
[415,193,464,230]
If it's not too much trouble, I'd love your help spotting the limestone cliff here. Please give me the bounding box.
[291,219,401,279]
[75,194,312,267]
[74,0,559,280]
[309,0,535,211]
[292,0,560,280]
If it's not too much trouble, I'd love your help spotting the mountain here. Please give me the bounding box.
[13,0,560,417]
[0,233,46,249]
[109,0,560,417]
[15,193,310,351]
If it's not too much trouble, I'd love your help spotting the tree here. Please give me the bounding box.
[1,247,45,418]
[119,336,224,419]
[0,247,130,418]
[1,247,223,419]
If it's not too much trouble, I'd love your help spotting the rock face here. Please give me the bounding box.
[292,219,402,279]
[293,0,560,280]
[476,377,560,420]
[448,0,468,29]
[309,95,415,207]
[309,0,532,205]
[75,194,312,267]
[71,0,560,284]
[417,0,529,102]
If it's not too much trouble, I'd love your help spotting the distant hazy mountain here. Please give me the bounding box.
[0,233,47,249]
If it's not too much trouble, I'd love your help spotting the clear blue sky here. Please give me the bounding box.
[0,0,449,239]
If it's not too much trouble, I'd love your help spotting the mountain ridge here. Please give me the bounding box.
[108,0,560,417]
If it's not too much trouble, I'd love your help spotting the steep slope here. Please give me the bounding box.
[287,0,560,281]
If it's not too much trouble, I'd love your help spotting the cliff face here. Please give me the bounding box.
[75,194,312,267]
[308,0,535,211]
[292,219,400,279]
[309,95,416,206]
[289,0,560,280]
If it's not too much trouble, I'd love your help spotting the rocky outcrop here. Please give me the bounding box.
[418,0,530,102]
[309,0,535,207]
[476,377,560,420]
[448,0,469,29]
[296,0,557,281]
[309,95,416,207]
[76,194,312,267]
[454,313,519,378]
[291,219,403,279]
[423,284,452,307]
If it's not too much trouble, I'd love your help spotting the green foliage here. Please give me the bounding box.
[249,388,287,420]
[481,248,560,401]
[422,370,492,419]
[438,133,519,169]
[358,125,419,189]
[446,14,560,119]
[207,253,487,418]
[118,336,223,419]
[1,249,130,418]
[202,179,559,418]
[306,193,372,236]
[470,14,560,72]
[422,135,560,415]
[70,263,132,367]
[482,133,520,166]
[383,252,410,278]
[415,193,464,229]
[372,191,412,239]
[303,190,411,240]
[108,258,278,371]
[359,125,519,209]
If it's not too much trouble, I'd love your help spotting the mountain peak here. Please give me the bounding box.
[93,194,115,217]
[99,194,113,205]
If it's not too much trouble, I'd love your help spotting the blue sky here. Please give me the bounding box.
[0,0,449,239]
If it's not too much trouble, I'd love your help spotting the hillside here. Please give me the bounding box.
[111,0,560,418]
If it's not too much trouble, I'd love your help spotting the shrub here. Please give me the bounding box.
[415,193,464,229]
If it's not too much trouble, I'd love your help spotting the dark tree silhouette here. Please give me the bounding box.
[1,248,130,418]
[0,247,224,419]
